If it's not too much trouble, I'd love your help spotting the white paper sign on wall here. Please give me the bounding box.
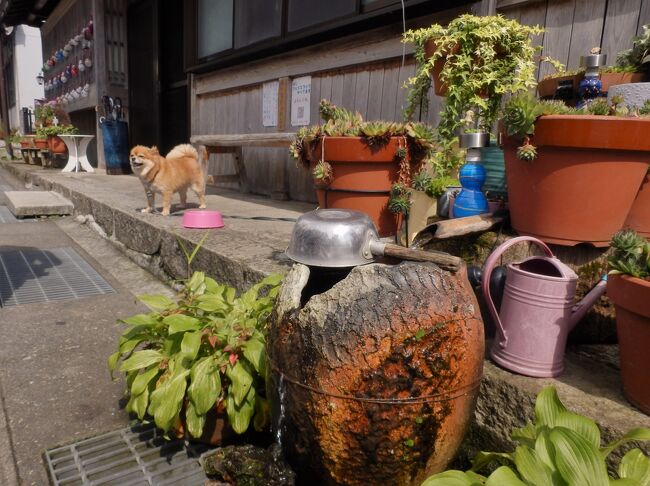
[262,80,279,127]
[291,76,311,126]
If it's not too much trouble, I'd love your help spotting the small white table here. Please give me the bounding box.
[60,135,95,173]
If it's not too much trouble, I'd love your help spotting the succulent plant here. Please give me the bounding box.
[388,183,411,215]
[361,121,397,147]
[425,176,460,199]
[609,230,650,279]
[319,99,362,125]
[516,141,538,161]
[290,125,321,168]
[503,94,540,138]
[586,98,610,116]
[640,99,650,116]
[312,160,333,186]
[411,170,433,192]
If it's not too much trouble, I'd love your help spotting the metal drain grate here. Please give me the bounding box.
[45,422,211,486]
[0,247,114,306]
[0,206,19,223]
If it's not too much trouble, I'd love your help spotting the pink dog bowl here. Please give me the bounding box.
[182,210,224,229]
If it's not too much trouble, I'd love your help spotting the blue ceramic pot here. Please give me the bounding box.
[454,163,488,218]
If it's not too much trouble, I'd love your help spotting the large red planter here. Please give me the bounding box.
[313,137,406,237]
[503,115,650,247]
[624,174,650,238]
[48,135,66,154]
[607,275,650,414]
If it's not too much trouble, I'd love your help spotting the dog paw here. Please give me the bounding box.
[161,210,170,216]
[140,208,152,213]
[199,204,206,209]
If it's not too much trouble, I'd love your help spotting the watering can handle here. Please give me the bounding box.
[482,236,554,346]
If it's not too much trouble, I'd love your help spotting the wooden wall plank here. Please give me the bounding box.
[567,0,607,70]
[319,75,333,121]
[539,0,575,79]
[637,0,650,34]
[380,66,399,121]
[396,62,415,121]
[366,67,384,120]
[341,71,357,109]
[353,70,370,118]
[601,0,643,65]
[309,76,322,125]
[330,73,345,106]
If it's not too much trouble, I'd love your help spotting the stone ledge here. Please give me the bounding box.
[5,190,73,217]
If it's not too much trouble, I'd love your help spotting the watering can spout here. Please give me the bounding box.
[569,275,608,329]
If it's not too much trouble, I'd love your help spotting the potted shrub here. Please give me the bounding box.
[290,100,436,237]
[608,230,650,414]
[108,271,282,443]
[421,386,650,485]
[402,14,544,174]
[39,124,77,154]
[501,94,650,246]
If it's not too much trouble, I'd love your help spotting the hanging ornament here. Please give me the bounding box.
[84,57,93,68]
[71,64,78,77]
[78,59,86,72]
[55,50,65,62]
[48,56,55,67]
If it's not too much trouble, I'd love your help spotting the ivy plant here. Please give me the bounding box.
[403,15,544,173]
[617,24,650,74]
[422,386,650,486]
[108,271,282,439]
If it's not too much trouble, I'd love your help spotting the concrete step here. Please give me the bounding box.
[5,190,73,218]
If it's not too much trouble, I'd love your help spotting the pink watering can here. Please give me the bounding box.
[482,236,607,377]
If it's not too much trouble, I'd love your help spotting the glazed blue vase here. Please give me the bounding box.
[453,163,488,217]
[577,75,602,108]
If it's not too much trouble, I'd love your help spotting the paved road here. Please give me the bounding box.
[0,167,175,485]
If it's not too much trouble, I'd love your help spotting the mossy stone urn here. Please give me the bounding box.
[267,261,485,485]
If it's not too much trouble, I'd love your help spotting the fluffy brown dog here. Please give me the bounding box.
[129,144,207,215]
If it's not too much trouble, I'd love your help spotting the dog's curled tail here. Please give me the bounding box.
[166,143,198,160]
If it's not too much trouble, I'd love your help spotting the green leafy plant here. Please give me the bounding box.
[422,386,650,486]
[609,230,650,279]
[388,182,411,215]
[617,24,650,73]
[425,175,460,199]
[312,160,333,186]
[403,15,545,172]
[108,271,282,439]
[411,169,433,192]
[35,124,78,138]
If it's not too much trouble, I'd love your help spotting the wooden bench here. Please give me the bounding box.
[190,133,296,199]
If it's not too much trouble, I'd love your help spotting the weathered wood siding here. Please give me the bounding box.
[500,0,650,79]
[192,0,650,202]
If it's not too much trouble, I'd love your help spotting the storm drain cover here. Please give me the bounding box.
[0,205,19,223]
[45,422,211,486]
[0,246,114,307]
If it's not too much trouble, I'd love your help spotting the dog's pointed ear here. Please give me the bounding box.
[151,146,159,154]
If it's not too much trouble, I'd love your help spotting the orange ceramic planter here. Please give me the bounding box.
[537,72,645,99]
[504,116,650,247]
[607,275,650,414]
[313,137,405,237]
[624,174,650,238]
[34,138,48,150]
[48,136,66,154]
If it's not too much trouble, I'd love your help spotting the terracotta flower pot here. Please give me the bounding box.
[34,138,48,150]
[173,401,234,445]
[537,74,580,99]
[600,72,646,92]
[424,40,456,96]
[313,136,407,237]
[624,174,650,238]
[607,275,650,414]
[48,135,67,154]
[503,115,650,247]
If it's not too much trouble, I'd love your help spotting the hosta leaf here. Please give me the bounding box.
[119,350,164,372]
[485,466,527,486]
[534,427,565,485]
[138,294,175,311]
[204,276,223,294]
[242,338,265,376]
[610,480,643,486]
[225,287,236,304]
[180,331,202,361]
[187,272,205,293]
[150,370,189,432]
[602,429,650,458]
[196,294,228,312]
[185,400,206,439]
[128,387,149,420]
[536,387,568,427]
[227,361,253,407]
[471,451,514,472]
[253,395,270,432]
[514,445,554,486]
[555,410,601,449]
[107,351,120,375]
[188,357,221,415]
[121,313,157,326]
[512,422,537,447]
[550,427,609,486]
[163,314,201,334]
[421,470,484,486]
[131,366,160,396]
[226,387,255,434]
[619,449,650,486]
[118,337,144,355]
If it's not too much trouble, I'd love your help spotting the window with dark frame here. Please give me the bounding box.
[189,0,470,70]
